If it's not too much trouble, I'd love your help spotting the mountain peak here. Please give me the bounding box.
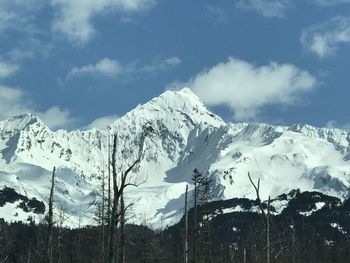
[151,87,206,110]
[164,87,201,100]
[115,87,226,130]
[0,113,44,133]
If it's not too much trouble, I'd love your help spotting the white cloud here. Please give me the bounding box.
[326,120,336,128]
[0,86,75,130]
[0,86,32,116]
[0,1,53,64]
[311,0,350,6]
[68,56,181,79]
[0,60,20,78]
[7,49,34,62]
[69,58,123,78]
[52,0,156,45]
[236,0,292,18]
[163,57,182,67]
[301,16,350,58]
[38,107,76,130]
[326,120,350,130]
[0,0,44,33]
[206,5,228,24]
[140,56,182,73]
[187,57,317,120]
[84,115,119,130]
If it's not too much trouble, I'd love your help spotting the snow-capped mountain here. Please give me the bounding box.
[1,88,350,227]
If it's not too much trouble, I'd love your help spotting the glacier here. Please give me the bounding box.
[0,87,350,227]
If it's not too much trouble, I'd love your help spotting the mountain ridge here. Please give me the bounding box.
[0,88,350,227]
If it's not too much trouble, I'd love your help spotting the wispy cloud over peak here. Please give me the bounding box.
[301,16,350,58]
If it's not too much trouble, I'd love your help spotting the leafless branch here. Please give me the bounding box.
[248,172,266,218]
[274,245,287,259]
[0,255,8,263]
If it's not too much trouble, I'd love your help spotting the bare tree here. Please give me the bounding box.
[46,167,56,263]
[119,193,126,263]
[184,184,189,263]
[77,211,82,263]
[109,133,146,263]
[107,128,112,263]
[248,172,271,263]
[96,132,107,262]
[0,256,8,263]
[291,221,296,263]
[100,167,106,263]
[93,166,108,263]
[57,205,68,263]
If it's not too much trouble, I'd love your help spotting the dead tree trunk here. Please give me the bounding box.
[77,212,81,263]
[26,245,31,263]
[101,168,106,263]
[119,193,126,263]
[184,184,189,263]
[47,167,56,263]
[57,207,66,263]
[107,129,112,263]
[109,134,119,263]
[109,133,143,263]
[291,218,296,263]
[248,172,271,263]
[193,172,198,263]
[266,196,271,263]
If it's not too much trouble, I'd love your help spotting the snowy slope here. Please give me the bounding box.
[0,88,350,227]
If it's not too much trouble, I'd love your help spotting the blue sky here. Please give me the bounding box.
[0,0,350,130]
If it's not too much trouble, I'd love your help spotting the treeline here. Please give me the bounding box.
[0,219,163,263]
[1,190,350,263]
[164,197,350,263]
